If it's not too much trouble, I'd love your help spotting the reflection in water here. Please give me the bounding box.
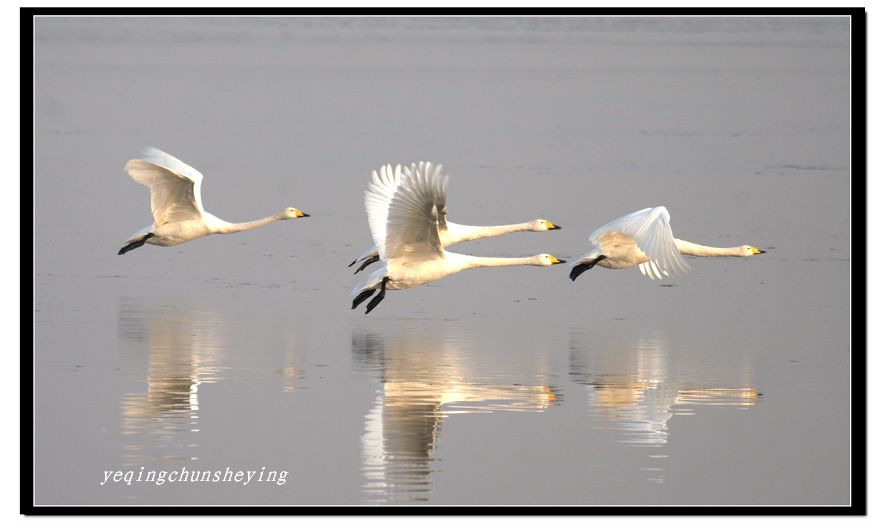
[117,302,227,464]
[569,331,760,482]
[353,330,559,503]
[278,344,301,393]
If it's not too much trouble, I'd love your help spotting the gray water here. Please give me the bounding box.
[33,16,852,506]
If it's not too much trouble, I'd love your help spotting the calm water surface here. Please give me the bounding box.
[33,17,851,505]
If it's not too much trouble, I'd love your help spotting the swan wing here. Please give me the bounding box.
[125,148,205,226]
[591,206,690,278]
[138,147,206,213]
[364,164,405,262]
[139,147,205,183]
[380,161,448,262]
[404,161,448,235]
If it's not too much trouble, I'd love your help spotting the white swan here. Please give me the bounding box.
[347,164,560,273]
[352,162,566,313]
[569,206,765,281]
[118,147,309,255]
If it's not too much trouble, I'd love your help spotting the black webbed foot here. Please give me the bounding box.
[352,289,376,309]
[365,277,389,314]
[118,233,154,255]
[353,255,381,274]
[569,255,605,281]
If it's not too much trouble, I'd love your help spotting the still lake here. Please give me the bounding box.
[33,16,851,505]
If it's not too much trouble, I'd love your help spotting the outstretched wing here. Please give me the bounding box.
[139,147,205,183]
[124,147,205,226]
[590,206,690,279]
[377,161,448,263]
[364,163,405,261]
[403,161,448,235]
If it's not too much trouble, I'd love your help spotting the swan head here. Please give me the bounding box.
[536,254,567,266]
[282,208,309,219]
[532,219,561,231]
[740,245,765,256]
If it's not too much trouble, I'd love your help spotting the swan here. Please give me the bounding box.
[347,164,560,273]
[352,162,566,314]
[569,206,765,281]
[118,147,309,255]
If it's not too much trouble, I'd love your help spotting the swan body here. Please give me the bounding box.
[347,164,560,273]
[569,206,765,281]
[118,147,308,255]
[352,162,565,313]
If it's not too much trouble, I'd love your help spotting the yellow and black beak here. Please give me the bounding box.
[544,221,562,230]
[295,210,310,218]
[752,247,765,255]
[551,256,566,265]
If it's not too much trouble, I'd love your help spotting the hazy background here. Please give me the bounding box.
[33,16,851,506]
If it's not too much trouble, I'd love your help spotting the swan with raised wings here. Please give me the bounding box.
[118,147,309,255]
[347,164,560,273]
[569,206,765,281]
[352,162,565,313]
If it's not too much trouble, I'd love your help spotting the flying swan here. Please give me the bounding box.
[352,162,566,313]
[118,147,309,255]
[347,164,560,273]
[569,206,765,281]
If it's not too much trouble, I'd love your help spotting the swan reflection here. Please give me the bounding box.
[278,343,301,393]
[353,329,559,503]
[117,302,227,463]
[569,331,760,451]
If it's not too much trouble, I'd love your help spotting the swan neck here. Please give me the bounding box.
[463,255,538,268]
[674,238,743,257]
[446,221,534,242]
[214,214,282,234]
